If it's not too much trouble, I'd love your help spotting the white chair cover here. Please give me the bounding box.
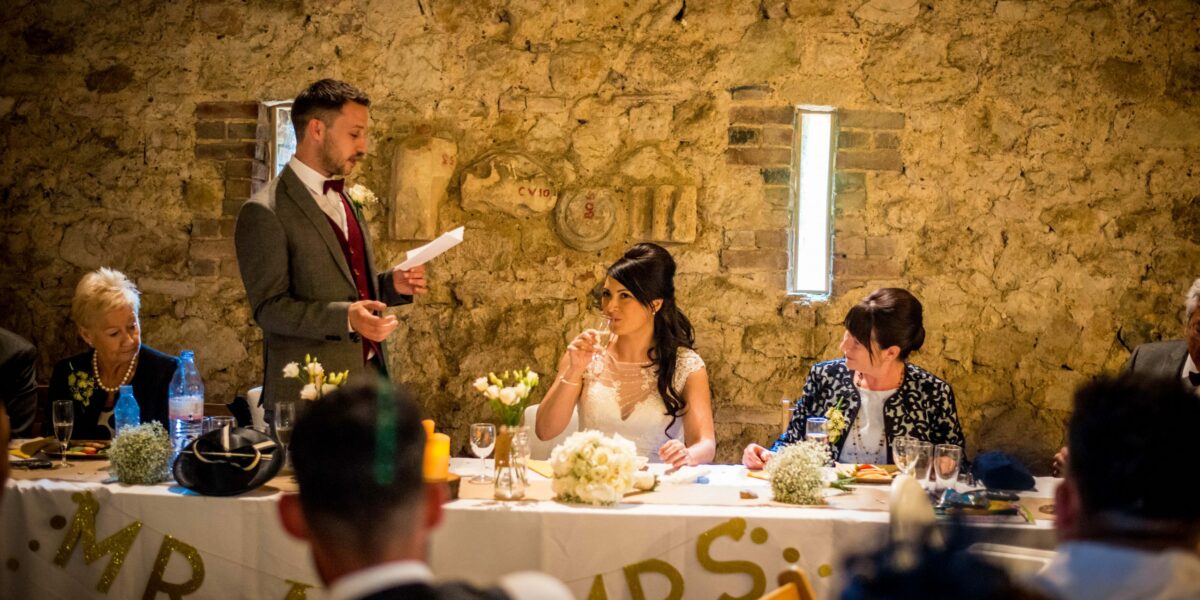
[524,403,577,460]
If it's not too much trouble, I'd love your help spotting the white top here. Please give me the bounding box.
[838,385,895,465]
[289,156,348,237]
[328,559,573,600]
[1028,541,1200,600]
[1182,354,1199,395]
[577,347,705,460]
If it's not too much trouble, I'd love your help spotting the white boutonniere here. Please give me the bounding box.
[345,184,377,210]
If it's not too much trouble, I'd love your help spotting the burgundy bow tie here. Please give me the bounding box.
[322,179,345,194]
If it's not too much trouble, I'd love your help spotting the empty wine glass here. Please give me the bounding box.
[934,444,962,491]
[911,440,934,483]
[469,423,496,483]
[892,435,917,474]
[274,401,296,469]
[52,400,74,469]
[587,314,613,376]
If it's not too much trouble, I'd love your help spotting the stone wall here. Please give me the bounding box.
[2,0,1198,469]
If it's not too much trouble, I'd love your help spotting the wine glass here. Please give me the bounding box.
[52,400,74,469]
[911,440,934,483]
[934,444,962,491]
[274,401,296,469]
[587,314,613,376]
[892,435,917,474]
[469,423,496,483]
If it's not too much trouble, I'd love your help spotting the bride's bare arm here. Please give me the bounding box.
[534,332,595,441]
[660,368,716,466]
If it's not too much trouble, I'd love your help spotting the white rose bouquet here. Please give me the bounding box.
[474,367,539,426]
[283,354,349,401]
[549,430,638,506]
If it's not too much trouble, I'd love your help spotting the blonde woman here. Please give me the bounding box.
[48,268,178,439]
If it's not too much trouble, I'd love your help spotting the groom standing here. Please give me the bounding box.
[235,79,427,414]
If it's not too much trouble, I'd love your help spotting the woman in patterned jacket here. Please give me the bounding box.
[743,288,964,469]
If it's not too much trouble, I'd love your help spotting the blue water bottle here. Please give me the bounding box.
[114,385,140,434]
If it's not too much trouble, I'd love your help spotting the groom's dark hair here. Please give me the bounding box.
[291,79,371,141]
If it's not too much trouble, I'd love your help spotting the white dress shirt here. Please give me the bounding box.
[1181,354,1199,394]
[289,156,348,238]
[327,560,573,600]
[1028,541,1200,600]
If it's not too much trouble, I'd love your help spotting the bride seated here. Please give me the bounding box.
[535,243,715,467]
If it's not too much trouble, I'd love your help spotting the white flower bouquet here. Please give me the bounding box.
[346,183,377,210]
[109,422,173,484]
[549,430,639,506]
[767,440,831,505]
[473,367,539,426]
[283,355,349,401]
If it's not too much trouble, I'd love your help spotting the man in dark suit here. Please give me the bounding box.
[0,327,38,438]
[277,378,571,600]
[1053,278,1200,475]
[236,79,427,414]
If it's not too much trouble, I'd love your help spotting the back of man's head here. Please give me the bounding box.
[1067,373,1200,539]
[291,78,370,141]
[289,376,426,554]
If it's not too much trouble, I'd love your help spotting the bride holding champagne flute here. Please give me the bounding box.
[535,243,715,468]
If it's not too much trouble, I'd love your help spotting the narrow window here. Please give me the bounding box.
[264,100,295,180]
[788,106,837,297]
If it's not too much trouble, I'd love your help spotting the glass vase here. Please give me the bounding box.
[494,425,529,500]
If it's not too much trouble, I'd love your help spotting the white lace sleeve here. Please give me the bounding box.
[671,348,705,393]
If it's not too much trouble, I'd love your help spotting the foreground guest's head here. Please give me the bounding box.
[1185,278,1200,366]
[840,526,1047,600]
[840,288,925,372]
[291,78,371,177]
[605,242,695,421]
[278,376,440,585]
[71,268,141,365]
[1056,373,1200,548]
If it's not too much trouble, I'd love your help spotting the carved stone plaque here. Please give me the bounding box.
[460,153,557,217]
[554,188,621,251]
[389,136,457,241]
[628,185,698,243]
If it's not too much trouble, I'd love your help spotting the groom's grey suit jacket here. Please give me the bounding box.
[235,165,410,410]
[1123,339,1188,381]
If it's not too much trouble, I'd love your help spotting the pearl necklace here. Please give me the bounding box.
[93,350,137,393]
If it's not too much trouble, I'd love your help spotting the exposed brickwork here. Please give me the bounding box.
[838,109,905,129]
[837,149,903,171]
[721,248,788,271]
[725,147,791,166]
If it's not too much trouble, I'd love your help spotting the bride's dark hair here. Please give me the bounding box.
[607,243,695,432]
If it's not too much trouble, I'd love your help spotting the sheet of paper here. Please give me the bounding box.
[398,226,464,270]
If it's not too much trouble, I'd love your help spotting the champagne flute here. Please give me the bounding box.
[587,315,613,376]
[52,400,74,469]
[274,401,296,469]
[469,423,496,483]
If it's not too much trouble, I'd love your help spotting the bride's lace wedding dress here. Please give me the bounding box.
[577,347,706,460]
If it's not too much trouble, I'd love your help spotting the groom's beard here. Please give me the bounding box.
[319,142,364,177]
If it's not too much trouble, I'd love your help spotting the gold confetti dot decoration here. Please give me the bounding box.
[53,492,143,593]
[142,535,205,600]
[28,540,40,552]
[284,580,314,600]
[783,547,801,563]
[5,558,18,571]
[817,564,833,578]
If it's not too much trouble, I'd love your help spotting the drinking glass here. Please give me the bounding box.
[892,435,917,474]
[910,440,934,482]
[587,314,613,376]
[805,416,829,445]
[52,400,74,469]
[934,444,962,491]
[274,401,296,469]
[469,423,496,483]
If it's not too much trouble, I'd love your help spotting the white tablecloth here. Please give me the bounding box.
[2,457,1057,600]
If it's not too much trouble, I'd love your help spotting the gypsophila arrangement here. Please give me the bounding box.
[550,430,639,506]
[767,440,831,505]
[473,367,539,426]
[283,355,349,401]
[824,399,848,444]
[109,422,173,485]
[346,183,377,210]
[67,369,95,407]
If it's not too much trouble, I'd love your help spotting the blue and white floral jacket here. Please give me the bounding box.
[770,358,965,463]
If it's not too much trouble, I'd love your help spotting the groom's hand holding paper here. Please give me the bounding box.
[391,226,463,295]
